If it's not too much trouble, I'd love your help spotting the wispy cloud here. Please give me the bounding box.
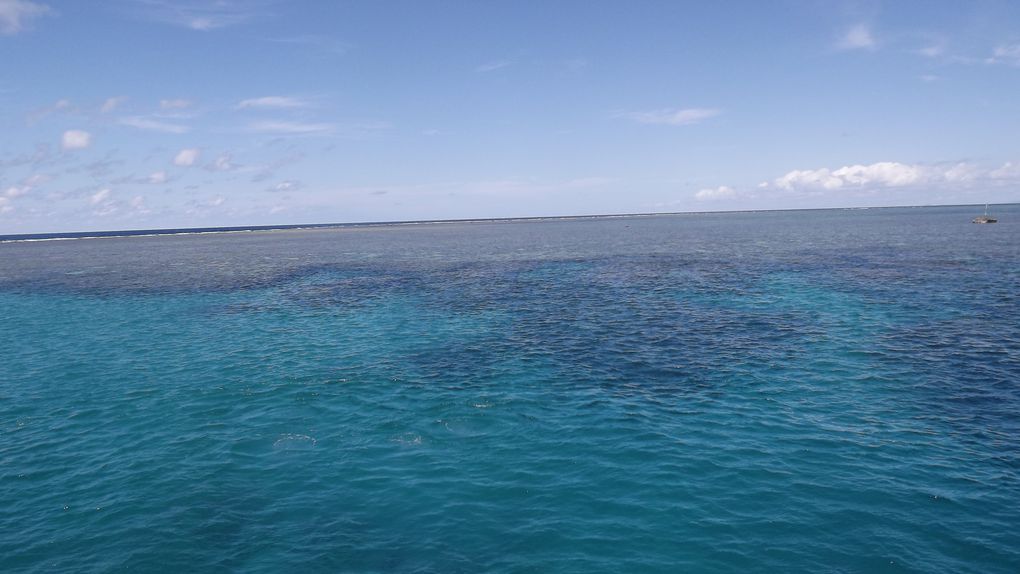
[236,96,310,110]
[78,155,123,179]
[26,98,74,124]
[248,152,305,182]
[111,170,173,185]
[0,0,51,35]
[836,23,876,51]
[91,187,118,216]
[618,107,721,126]
[205,153,235,172]
[269,35,349,56]
[129,195,151,214]
[560,58,589,74]
[0,143,52,169]
[119,115,191,134]
[246,120,334,135]
[475,60,513,73]
[90,188,111,205]
[267,180,300,193]
[160,98,192,110]
[23,173,50,186]
[331,176,615,200]
[130,0,268,31]
[987,43,1020,66]
[915,44,944,58]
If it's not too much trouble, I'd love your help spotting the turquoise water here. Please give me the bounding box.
[2,206,1019,572]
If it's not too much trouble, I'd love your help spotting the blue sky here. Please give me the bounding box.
[1,0,1019,233]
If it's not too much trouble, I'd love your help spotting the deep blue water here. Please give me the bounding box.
[2,206,1019,573]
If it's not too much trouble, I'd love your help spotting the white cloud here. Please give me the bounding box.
[0,174,46,213]
[147,170,168,184]
[173,148,200,166]
[188,17,215,30]
[206,153,235,171]
[90,188,111,205]
[475,60,512,73]
[120,116,191,134]
[160,98,192,110]
[771,162,924,191]
[686,159,1020,209]
[61,129,91,150]
[695,186,737,200]
[101,96,127,113]
[0,0,51,35]
[246,120,333,134]
[762,160,1020,194]
[619,107,721,126]
[236,96,309,109]
[941,163,980,183]
[837,24,875,51]
[269,180,300,192]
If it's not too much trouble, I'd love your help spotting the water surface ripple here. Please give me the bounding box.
[2,206,1019,572]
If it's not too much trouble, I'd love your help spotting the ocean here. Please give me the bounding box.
[2,205,1018,573]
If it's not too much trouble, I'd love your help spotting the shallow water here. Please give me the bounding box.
[2,206,1019,572]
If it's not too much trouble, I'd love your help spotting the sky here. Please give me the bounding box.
[1,0,1020,233]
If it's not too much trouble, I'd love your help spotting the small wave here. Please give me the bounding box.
[392,433,423,445]
[272,434,317,450]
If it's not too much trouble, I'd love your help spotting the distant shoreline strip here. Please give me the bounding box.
[0,203,1011,244]
[0,215,655,243]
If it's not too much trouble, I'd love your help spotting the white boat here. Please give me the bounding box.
[972,204,997,224]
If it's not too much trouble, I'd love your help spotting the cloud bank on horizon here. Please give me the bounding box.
[1,0,1019,233]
